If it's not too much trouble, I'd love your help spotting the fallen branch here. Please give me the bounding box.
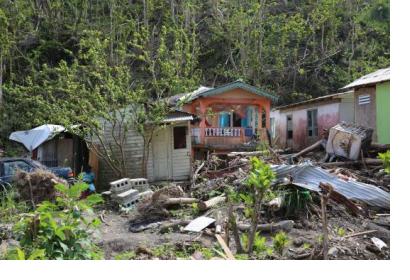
[192,161,206,188]
[237,220,294,233]
[292,140,323,158]
[198,196,226,211]
[343,230,378,239]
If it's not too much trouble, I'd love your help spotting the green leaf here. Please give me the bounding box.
[28,249,46,260]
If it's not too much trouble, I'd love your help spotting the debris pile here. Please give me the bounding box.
[14,169,67,205]
[100,122,390,260]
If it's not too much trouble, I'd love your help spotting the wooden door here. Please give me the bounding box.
[152,127,171,180]
[171,125,191,180]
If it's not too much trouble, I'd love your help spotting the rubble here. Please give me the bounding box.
[95,123,390,260]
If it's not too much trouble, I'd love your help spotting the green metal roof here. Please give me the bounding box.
[185,80,277,102]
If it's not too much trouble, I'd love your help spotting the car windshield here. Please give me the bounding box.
[30,160,47,169]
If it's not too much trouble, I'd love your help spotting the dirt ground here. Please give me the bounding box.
[96,202,390,260]
[98,209,203,259]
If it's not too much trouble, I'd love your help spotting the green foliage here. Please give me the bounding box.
[240,232,268,254]
[246,157,276,191]
[272,231,290,255]
[8,182,103,260]
[5,248,45,260]
[378,150,390,174]
[302,243,312,250]
[0,189,28,223]
[277,186,312,217]
[114,251,136,260]
[242,157,276,255]
[336,227,346,237]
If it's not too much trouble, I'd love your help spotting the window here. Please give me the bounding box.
[3,160,32,176]
[307,109,318,137]
[173,126,187,149]
[286,115,293,139]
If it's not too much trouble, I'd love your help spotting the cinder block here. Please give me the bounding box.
[113,189,139,208]
[109,178,131,194]
[130,178,150,192]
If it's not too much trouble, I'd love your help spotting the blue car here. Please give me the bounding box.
[0,158,74,186]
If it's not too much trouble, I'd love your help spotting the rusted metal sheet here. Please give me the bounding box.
[271,163,389,209]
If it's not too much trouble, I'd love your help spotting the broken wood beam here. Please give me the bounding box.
[237,220,294,233]
[291,140,323,158]
[198,195,226,211]
[163,197,199,207]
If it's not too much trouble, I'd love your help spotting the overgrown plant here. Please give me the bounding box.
[272,231,290,255]
[378,150,390,174]
[244,157,276,255]
[0,189,28,223]
[7,182,103,260]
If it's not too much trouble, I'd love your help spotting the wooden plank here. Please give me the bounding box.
[215,233,235,260]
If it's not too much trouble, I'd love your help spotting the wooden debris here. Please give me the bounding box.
[237,220,294,233]
[215,233,235,260]
[319,182,363,216]
[227,151,266,157]
[343,230,378,239]
[319,182,331,260]
[198,195,226,211]
[291,140,323,158]
[163,197,199,206]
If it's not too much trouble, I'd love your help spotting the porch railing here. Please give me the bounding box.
[192,127,269,146]
[204,127,242,137]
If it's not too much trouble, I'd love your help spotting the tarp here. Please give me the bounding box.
[9,124,66,152]
[271,163,390,209]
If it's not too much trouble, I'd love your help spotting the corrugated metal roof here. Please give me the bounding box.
[342,67,390,89]
[162,111,195,123]
[271,163,390,209]
[272,91,353,111]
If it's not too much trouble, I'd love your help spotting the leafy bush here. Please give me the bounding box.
[7,182,103,260]
[0,189,28,223]
[272,231,290,255]
[378,150,390,174]
[241,231,268,254]
[244,157,276,255]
